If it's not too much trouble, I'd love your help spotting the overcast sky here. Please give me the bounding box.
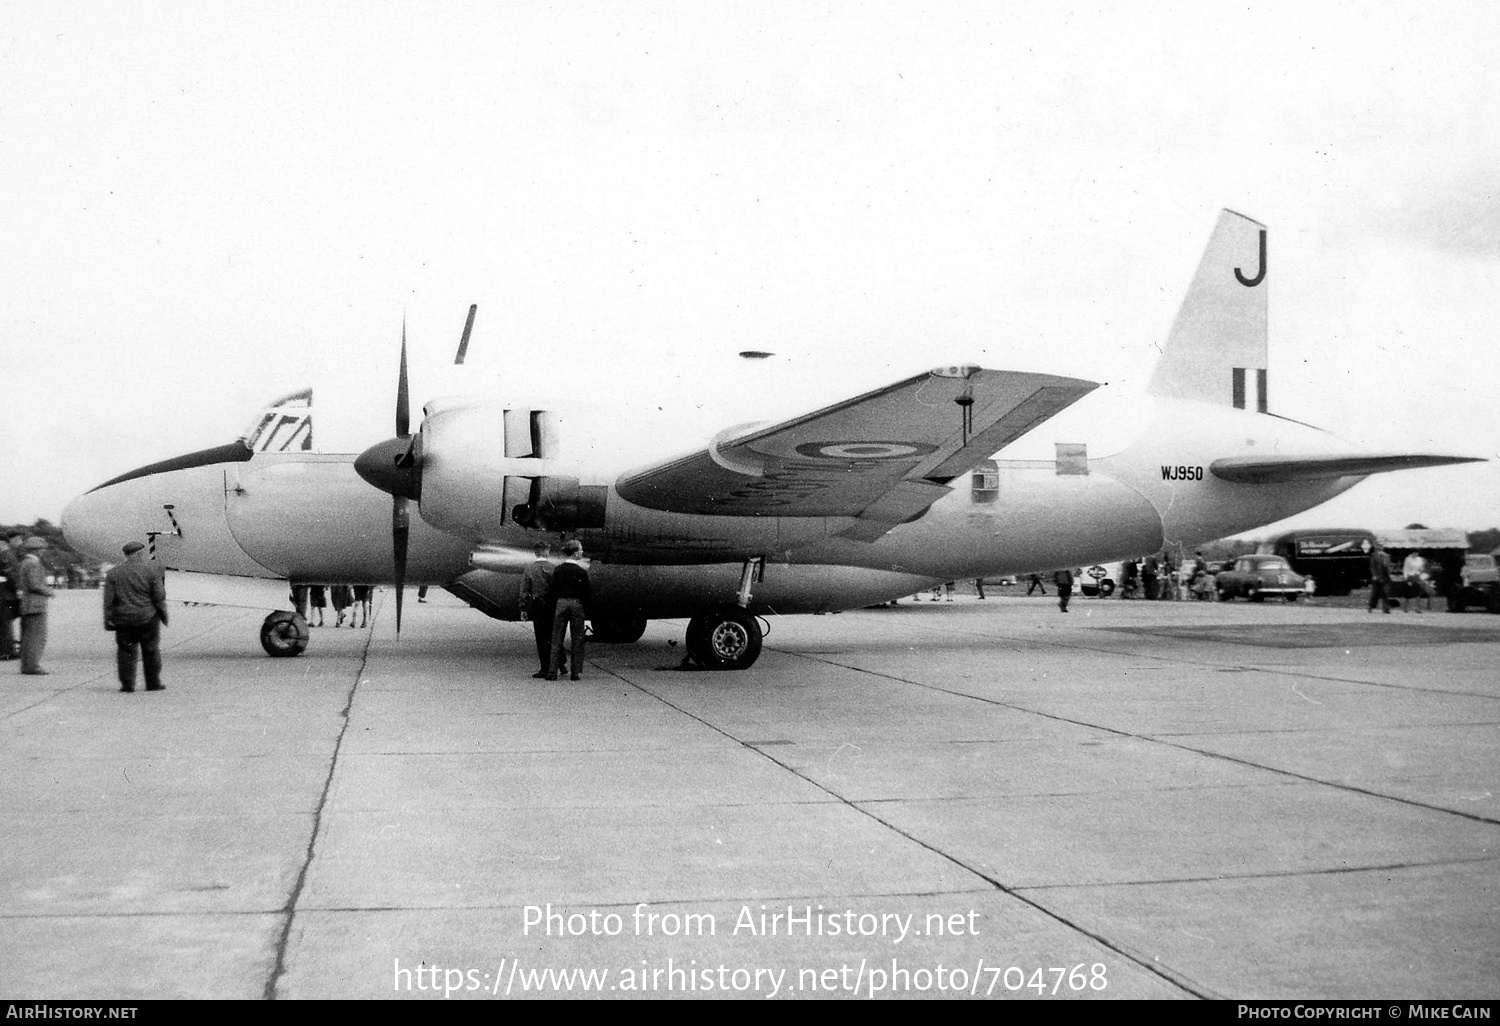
[3,1,1497,536]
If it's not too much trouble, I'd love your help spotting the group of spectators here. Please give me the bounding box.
[291,585,372,628]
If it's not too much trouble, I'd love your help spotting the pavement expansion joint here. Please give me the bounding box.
[261,624,375,1000]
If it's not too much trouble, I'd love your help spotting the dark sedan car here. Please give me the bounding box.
[1214,555,1307,602]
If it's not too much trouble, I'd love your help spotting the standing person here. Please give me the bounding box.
[16,536,54,675]
[1160,551,1178,600]
[308,585,326,627]
[1368,545,1394,614]
[331,584,353,627]
[1121,559,1139,599]
[0,532,23,660]
[291,584,310,622]
[1026,573,1047,596]
[546,540,591,681]
[1053,568,1074,613]
[103,541,169,692]
[352,585,372,628]
[1401,552,1432,613]
[1141,554,1159,601]
[519,543,564,679]
[974,578,986,600]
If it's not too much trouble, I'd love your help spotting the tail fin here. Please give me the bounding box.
[1147,209,1268,410]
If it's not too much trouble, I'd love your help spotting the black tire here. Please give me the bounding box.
[1217,586,1232,602]
[1284,593,1299,603]
[1488,592,1500,615]
[685,608,763,670]
[260,610,309,657]
[588,612,648,644]
[1248,588,1264,603]
[1098,580,1115,597]
[1447,594,1466,613]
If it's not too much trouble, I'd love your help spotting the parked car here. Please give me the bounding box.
[1079,562,1122,597]
[1214,555,1307,602]
[1447,554,1500,613]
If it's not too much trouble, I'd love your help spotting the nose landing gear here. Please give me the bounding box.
[260,610,310,657]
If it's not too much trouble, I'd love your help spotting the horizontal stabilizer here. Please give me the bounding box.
[1210,453,1485,484]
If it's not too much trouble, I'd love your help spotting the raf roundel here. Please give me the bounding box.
[794,441,937,461]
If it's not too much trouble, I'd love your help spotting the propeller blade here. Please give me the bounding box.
[393,496,409,634]
[396,319,410,438]
[455,304,477,365]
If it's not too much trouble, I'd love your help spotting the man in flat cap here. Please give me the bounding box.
[16,536,54,675]
[103,540,169,692]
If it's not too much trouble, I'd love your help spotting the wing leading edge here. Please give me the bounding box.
[1210,452,1485,484]
[614,366,1099,542]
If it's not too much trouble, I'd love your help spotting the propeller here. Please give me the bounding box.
[354,308,479,634]
[455,303,477,365]
[392,320,410,632]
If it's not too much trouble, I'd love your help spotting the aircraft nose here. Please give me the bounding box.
[354,436,422,501]
[61,487,126,563]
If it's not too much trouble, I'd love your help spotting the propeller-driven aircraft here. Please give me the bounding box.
[61,210,1482,669]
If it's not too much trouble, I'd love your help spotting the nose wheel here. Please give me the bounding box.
[684,607,763,670]
[260,610,310,657]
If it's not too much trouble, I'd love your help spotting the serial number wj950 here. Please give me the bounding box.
[1161,465,1205,481]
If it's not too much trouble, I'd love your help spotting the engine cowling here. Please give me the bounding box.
[415,399,605,538]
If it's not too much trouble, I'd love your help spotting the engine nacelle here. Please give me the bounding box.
[417,399,604,538]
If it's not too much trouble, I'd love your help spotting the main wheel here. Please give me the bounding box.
[260,610,310,657]
[588,612,648,644]
[685,608,763,670]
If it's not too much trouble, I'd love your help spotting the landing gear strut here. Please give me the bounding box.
[260,610,310,657]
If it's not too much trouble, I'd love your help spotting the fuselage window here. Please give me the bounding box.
[972,460,999,503]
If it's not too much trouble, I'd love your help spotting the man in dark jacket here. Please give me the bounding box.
[103,541,170,691]
[0,532,23,659]
[546,540,592,681]
[1053,568,1075,613]
[1367,545,1394,614]
[519,543,564,678]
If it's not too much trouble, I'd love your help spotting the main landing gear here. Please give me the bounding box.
[685,607,764,670]
[260,610,310,657]
[682,558,766,671]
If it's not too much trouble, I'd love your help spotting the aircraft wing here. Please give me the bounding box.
[614,366,1099,541]
[1210,452,1485,484]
